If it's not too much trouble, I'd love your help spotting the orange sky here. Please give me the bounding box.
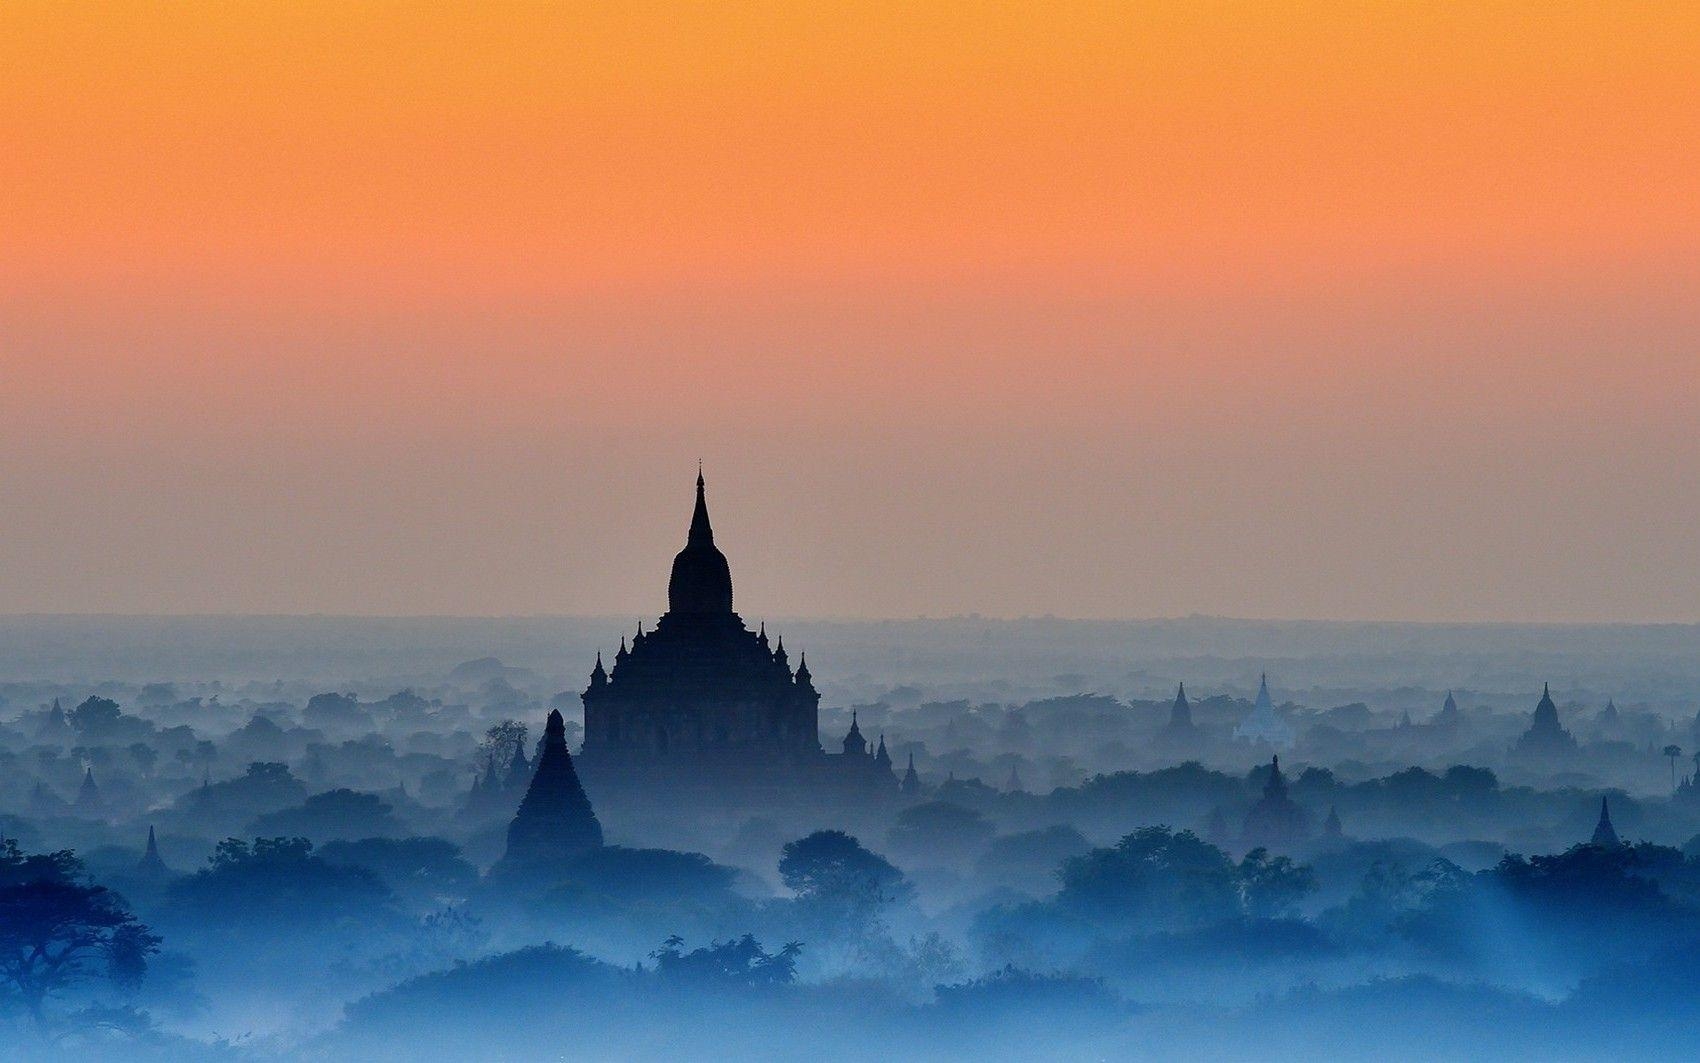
[2,3,1698,620]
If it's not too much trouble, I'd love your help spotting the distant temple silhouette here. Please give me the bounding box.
[1233,674,1295,750]
[1157,682,1198,747]
[73,766,106,820]
[1515,683,1578,758]
[1240,754,1309,851]
[575,471,897,800]
[1434,690,1462,728]
[1590,796,1621,847]
[136,825,172,880]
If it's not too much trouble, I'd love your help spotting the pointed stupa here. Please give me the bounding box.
[1436,690,1461,725]
[667,467,734,614]
[842,710,867,756]
[494,709,603,877]
[1164,682,1195,733]
[137,825,171,878]
[795,651,813,689]
[1234,673,1295,749]
[1006,763,1025,793]
[873,732,892,771]
[1323,805,1343,838]
[900,751,921,795]
[1590,796,1621,847]
[74,767,105,816]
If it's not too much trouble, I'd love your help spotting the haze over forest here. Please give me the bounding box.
[6,5,1700,1062]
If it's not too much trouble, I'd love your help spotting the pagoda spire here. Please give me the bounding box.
[137,825,170,877]
[668,467,734,614]
[1591,796,1621,847]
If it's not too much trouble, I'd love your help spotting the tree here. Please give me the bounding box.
[303,692,366,731]
[0,840,160,1026]
[1056,827,1239,931]
[1664,745,1683,792]
[67,696,123,737]
[886,801,996,863]
[649,934,800,987]
[317,837,479,909]
[778,830,911,916]
[247,789,404,842]
[1238,847,1318,919]
[478,720,528,769]
[163,836,397,935]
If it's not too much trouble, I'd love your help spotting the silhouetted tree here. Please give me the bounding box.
[0,839,160,1026]
[887,801,996,863]
[649,934,801,986]
[67,696,123,737]
[1238,847,1317,918]
[1056,827,1239,931]
[478,720,528,769]
[779,830,911,917]
[248,788,404,841]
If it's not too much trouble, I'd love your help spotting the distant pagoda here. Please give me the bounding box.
[73,767,107,819]
[1233,674,1296,750]
[493,709,603,878]
[1158,682,1199,745]
[136,825,173,880]
[1589,796,1621,847]
[900,752,921,796]
[1240,754,1310,852]
[1514,684,1578,758]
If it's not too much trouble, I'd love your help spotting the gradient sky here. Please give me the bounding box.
[3,3,1698,621]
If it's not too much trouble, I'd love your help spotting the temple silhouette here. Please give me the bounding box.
[574,470,897,803]
[493,708,604,879]
[1514,683,1579,758]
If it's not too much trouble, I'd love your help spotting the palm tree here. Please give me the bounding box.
[1663,744,1683,792]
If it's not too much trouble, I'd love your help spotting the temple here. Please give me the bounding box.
[1157,682,1198,747]
[492,709,604,879]
[574,471,900,803]
[1233,674,1295,750]
[136,825,172,880]
[1514,683,1579,758]
[1590,796,1621,847]
[1240,754,1310,851]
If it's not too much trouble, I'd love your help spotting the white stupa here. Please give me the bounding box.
[1233,673,1296,750]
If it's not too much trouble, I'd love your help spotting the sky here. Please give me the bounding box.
[2,3,1698,622]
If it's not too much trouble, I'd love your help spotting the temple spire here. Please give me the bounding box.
[668,467,734,614]
[689,466,714,546]
[1591,796,1621,847]
[137,825,170,877]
